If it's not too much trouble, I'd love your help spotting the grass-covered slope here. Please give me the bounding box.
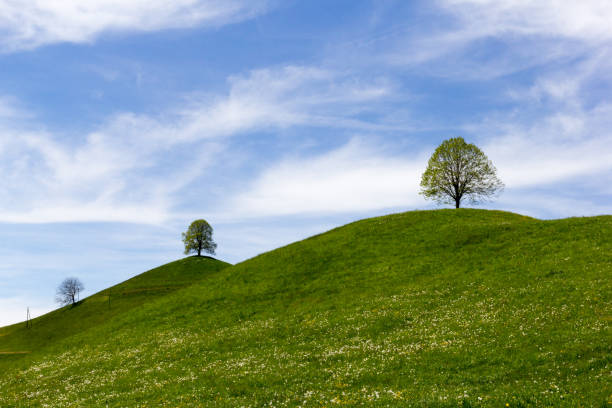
[0,209,610,407]
[0,256,230,367]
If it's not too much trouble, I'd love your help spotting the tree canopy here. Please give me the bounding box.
[56,277,84,306]
[182,219,217,257]
[420,137,503,208]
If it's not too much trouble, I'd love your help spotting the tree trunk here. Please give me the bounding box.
[455,198,460,208]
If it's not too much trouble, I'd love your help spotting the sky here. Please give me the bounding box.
[1,0,611,326]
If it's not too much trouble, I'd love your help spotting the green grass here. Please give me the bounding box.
[0,209,610,407]
[0,256,229,367]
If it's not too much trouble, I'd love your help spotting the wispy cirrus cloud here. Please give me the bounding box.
[480,106,612,189]
[179,65,394,137]
[0,0,271,52]
[0,65,393,224]
[374,0,612,80]
[223,138,429,219]
[438,0,612,42]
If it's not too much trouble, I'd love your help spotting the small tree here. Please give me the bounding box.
[420,137,503,208]
[56,277,84,306]
[182,219,217,257]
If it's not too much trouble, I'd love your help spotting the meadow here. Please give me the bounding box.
[0,209,610,407]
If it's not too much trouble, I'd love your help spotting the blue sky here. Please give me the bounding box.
[1,0,611,325]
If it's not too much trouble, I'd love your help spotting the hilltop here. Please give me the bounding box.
[0,209,610,407]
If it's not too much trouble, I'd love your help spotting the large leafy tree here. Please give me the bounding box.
[420,137,503,208]
[182,219,217,257]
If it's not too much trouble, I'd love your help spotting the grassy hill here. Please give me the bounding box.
[0,209,610,407]
[0,256,230,367]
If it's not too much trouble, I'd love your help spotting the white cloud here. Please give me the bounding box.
[0,0,270,52]
[380,1,612,80]
[180,66,394,137]
[469,46,612,193]
[508,48,612,108]
[0,116,225,224]
[482,105,612,189]
[224,138,428,218]
[0,66,392,224]
[439,0,612,42]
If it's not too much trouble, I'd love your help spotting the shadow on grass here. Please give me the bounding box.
[66,300,85,309]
